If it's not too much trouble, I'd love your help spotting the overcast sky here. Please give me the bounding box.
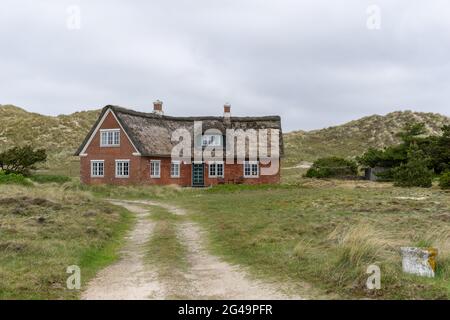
[1,1,450,131]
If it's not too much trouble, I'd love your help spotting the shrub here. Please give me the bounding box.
[30,174,71,184]
[439,172,450,190]
[0,171,32,186]
[0,146,47,175]
[305,157,358,179]
[392,156,433,188]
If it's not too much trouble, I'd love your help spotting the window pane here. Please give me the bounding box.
[244,162,251,176]
[217,163,223,176]
[209,164,216,176]
[252,164,258,176]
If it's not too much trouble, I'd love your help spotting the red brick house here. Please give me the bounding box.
[75,102,283,186]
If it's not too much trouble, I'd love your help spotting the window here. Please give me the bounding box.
[244,161,259,178]
[100,129,120,147]
[171,161,180,178]
[115,160,129,178]
[91,160,104,177]
[150,160,161,178]
[202,134,222,147]
[209,161,224,178]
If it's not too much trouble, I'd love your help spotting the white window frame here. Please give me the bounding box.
[208,161,224,178]
[171,160,181,178]
[202,134,222,147]
[90,160,104,177]
[243,161,259,178]
[150,160,161,178]
[100,129,120,147]
[115,160,130,178]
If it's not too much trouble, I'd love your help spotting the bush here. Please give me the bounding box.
[392,157,433,188]
[30,174,71,184]
[305,157,358,179]
[439,172,450,190]
[0,145,47,175]
[0,171,32,186]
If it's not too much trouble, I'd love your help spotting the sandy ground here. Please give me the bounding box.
[82,200,304,300]
[81,202,165,300]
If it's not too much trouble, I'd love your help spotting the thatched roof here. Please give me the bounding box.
[76,105,283,157]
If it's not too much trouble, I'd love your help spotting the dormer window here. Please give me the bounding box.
[202,134,222,147]
[100,129,120,147]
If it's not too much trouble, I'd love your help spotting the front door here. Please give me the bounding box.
[192,163,204,187]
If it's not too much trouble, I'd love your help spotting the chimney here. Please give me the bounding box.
[153,100,163,115]
[223,103,231,118]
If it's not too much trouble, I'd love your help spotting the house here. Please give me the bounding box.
[75,101,283,186]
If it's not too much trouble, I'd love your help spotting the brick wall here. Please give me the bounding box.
[80,111,280,186]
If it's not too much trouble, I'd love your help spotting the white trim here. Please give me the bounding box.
[79,108,141,155]
[100,128,120,147]
[170,160,181,178]
[115,159,130,178]
[243,161,259,178]
[90,160,105,178]
[208,161,224,178]
[150,160,161,178]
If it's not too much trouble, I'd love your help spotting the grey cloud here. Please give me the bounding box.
[1,0,450,131]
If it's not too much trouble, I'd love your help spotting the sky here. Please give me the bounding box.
[1,0,450,132]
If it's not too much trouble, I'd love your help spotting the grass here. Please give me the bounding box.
[29,174,71,184]
[145,205,188,298]
[0,171,32,186]
[154,180,450,299]
[0,183,133,299]
[2,173,450,299]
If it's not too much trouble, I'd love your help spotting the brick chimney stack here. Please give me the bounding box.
[223,103,231,118]
[153,100,163,115]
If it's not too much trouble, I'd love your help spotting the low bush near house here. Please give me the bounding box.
[439,172,450,190]
[0,171,32,186]
[30,174,71,184]
[305,157,358,179]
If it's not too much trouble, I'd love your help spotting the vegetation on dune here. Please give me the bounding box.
[0,105,99,176]
[439,172,450,190]
[164,182,450,299]
[0,145,47,175]
[29,174,71,184]
[305,157,358,179]
[358,123,450,188]
[284,110,450,167]
[0,183,133,299]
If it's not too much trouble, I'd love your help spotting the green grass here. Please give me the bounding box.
[146,205,187,271]
[145,205,188,298]
[0,184,134,299]
[29,174,71,184]
[152,180,450,299]
[0,171,32,186]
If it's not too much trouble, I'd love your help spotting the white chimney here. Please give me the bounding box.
[153,100,163,115]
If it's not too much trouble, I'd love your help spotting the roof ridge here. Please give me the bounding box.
[106,105,281,121]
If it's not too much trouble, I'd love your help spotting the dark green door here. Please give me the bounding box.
[192,163,204,187]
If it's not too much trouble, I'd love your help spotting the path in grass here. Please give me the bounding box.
[81,201,165,300]
[99,199,303,300]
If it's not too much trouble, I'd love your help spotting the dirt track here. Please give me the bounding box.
[82,200,304,300]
